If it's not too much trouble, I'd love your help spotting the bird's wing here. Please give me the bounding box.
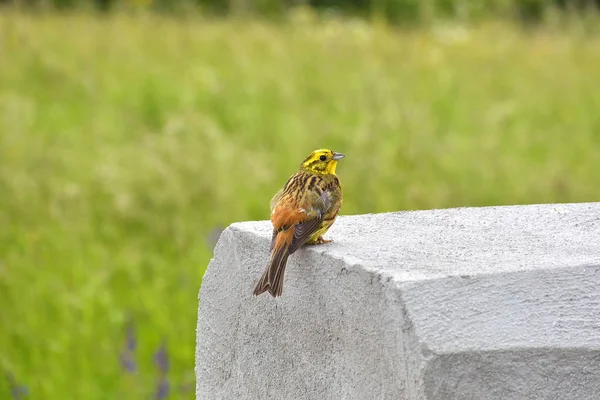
[287,218,322,254]
[271,203,321,249]
[286,190,334,254]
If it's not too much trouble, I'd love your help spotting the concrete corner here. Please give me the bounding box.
[196,202,600,399]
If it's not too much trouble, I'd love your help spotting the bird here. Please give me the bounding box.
[253,148,345,297]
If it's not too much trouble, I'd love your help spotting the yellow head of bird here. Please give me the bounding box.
[300,149,345,175]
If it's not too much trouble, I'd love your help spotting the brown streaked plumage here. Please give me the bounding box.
[253,149,345,297]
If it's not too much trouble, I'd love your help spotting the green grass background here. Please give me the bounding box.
[1,9,599,399]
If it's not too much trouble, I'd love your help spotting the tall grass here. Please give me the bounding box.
[1,11,599,398]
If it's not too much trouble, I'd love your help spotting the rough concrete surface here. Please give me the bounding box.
[196,202,600,400]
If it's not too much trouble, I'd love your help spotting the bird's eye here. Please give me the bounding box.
[319,155,327,161]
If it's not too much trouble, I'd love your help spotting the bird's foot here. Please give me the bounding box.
[305,236,333,246]
[315,236,333,244]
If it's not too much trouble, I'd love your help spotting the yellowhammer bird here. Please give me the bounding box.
[253,148,345,297]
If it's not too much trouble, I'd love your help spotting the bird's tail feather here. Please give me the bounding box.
[253,228,293,297]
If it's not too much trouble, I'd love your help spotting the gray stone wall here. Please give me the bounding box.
[196,202,600,400]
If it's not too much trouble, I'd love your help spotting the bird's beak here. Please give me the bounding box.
[332,152,345,160]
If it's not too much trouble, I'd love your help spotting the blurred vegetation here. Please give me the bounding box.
[1,0,600,23]
[1,7,600,400]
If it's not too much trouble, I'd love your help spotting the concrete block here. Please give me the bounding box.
[196,202,600,400]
